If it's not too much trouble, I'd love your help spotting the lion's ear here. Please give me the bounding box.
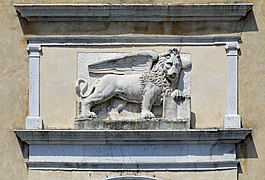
[180,54,191,69]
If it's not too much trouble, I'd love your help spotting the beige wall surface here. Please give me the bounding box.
[0,0,28,179]
[28,170,237,180]
[14,0,252,3]
[238,1,265,179]
[0,0,265,179]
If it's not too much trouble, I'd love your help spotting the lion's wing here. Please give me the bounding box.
[88,51,159,75]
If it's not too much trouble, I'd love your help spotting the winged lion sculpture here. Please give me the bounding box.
[76,48,191,119]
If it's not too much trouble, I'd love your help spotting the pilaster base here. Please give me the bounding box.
[224,115,241,128]
[26,117,43,129]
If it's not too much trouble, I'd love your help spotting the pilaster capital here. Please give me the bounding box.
[27,44,42,58]
[225,42,240,56]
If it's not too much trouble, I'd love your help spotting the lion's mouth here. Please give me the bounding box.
[169,74,176,79]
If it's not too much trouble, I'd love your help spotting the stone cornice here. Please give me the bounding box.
[15,128,251,145]
[14,3,253,22]
[15,129,251,170]
[26,35,241,46]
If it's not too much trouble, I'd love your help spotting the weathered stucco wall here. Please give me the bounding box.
[238,1,265,179]
[28,170,237,180]
[0,0,264,179]
[0,1,28,179]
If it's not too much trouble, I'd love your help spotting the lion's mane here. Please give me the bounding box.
[139,57,171,94]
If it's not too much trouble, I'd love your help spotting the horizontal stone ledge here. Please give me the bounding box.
[14,3,253,22]
[26,160,239,171]
[26,35,242,46]
[17,129,249,171]
[14,128,251,145]
[74,118,190,130]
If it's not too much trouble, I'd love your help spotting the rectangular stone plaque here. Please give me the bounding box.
[75,49,191,129]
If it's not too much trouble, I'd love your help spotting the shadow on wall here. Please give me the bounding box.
[237,133,258,174]
[240,10,259,33]
[16,9,258,36]
[191,112,196,129]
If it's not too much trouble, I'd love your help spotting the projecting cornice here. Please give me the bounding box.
[14,3,253,22]
[15,129,251,144]
[25,35,242,46]
[15,129,251,170]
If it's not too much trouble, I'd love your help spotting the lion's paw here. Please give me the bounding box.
[80,112,97,118]
[108,110,121,120]
[171,89,185,101]
[141,111,155,119]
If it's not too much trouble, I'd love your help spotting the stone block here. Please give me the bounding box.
[26,117,43,129]
[224,115,241,128]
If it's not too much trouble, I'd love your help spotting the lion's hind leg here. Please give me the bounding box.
[80,81,116,118]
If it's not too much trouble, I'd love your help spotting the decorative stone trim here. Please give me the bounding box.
[25,35,242,129]
[15,129,251,171]
[26,161,240,171]
[14,129,252,144]
[14,3,253,22]
[26,44,43,129]
[225,43,241,128]
[26,35,241,46]
[20,36,249,172]
[14,3,252,174]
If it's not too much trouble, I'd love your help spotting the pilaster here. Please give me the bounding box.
[26,44,43,129]
[224,42,241,128]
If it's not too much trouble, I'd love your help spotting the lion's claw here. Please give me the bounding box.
[171,90,185,101]
[141,111,155,119]
[80,112,97,118]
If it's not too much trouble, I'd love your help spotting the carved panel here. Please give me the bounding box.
[74,49,191,129]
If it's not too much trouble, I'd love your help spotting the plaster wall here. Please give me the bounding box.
[238,1,265,179]
[28,169,237,180]
[0,1,28,179]
[0,0,264,179]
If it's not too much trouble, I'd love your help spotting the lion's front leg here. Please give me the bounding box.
[141,83,162,119]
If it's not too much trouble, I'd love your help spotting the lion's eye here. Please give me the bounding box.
[166,62,173,66]
[165,54,171,59]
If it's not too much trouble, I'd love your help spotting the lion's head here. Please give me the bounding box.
[139,48,185,93]
[156,48,182,83]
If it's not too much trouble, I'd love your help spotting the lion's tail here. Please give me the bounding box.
[75,78,96,98]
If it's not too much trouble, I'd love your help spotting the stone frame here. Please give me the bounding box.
[14,3,253,173]
[26,35,242,129]
[17,35,251,171]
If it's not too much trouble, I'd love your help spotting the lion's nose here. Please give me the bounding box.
[170,73,177,78]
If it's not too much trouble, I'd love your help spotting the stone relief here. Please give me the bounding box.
[75,48,191,123]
